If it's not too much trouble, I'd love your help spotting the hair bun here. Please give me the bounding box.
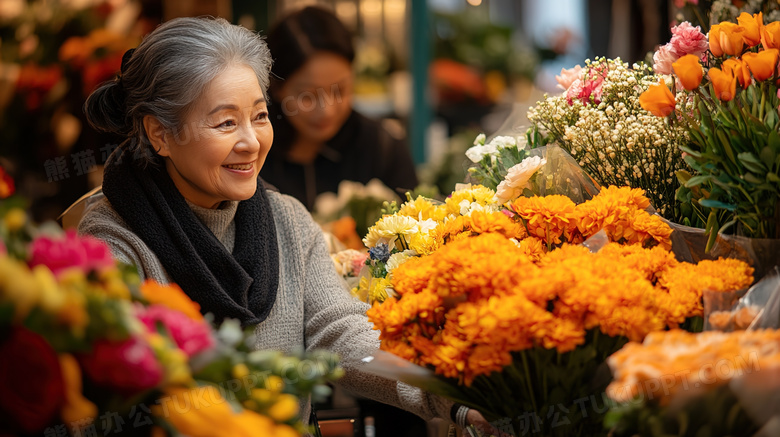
[84,79,129,135]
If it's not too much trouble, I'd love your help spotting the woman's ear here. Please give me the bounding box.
[143,115,170,157]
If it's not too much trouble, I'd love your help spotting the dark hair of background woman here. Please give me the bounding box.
[266,6,355,93]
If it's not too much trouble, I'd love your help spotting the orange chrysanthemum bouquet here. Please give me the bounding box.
[640,13,780,250]
[606,329,780,436]
[358,173,753,435]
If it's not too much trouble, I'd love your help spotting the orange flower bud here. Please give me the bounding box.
[709,22,746,57]
[742,48,779,81]
[708,67,737,101]
[737,12,763,47]
[723,58,751,88]
[639,79,676,117]
[762,21,780,50]
[672,54,703,90]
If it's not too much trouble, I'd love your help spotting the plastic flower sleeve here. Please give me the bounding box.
[667,221,780,281]
[525,145,601,204]
[746,267,780,330]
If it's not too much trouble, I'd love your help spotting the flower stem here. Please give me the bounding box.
[520,350,539,414]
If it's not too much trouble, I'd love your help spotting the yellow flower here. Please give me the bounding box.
[368,277,393,304]
[408,231,441,256]
[251,387,274,403]
[0,256,41,321]
[4,208,26,232]
[362,215,419,249]
[232,363,250,379]
[265,375,284,393]
[398,196,446,221]
[639,79,676,117]
[267,393,299,422]
[445,185,498,216]
[147,333,193,385]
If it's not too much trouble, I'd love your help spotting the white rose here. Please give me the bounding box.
[495,156,547,203]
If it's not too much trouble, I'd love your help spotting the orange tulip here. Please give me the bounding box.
[742,48,779,81]
[710,22,746,57]
[723,58,751,88]
[639,79,676,117]
[672,54,703,90]
[762,21,780,50]
[737,12,763,47]
[709,67,737,101]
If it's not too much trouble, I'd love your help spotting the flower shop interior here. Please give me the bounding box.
[1,0,780,437]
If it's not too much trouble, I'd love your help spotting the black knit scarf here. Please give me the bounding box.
[102,146,279,327]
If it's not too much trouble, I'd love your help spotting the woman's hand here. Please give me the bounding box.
[465,409,514,437]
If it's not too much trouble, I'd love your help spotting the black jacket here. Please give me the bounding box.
[260,109,419,210]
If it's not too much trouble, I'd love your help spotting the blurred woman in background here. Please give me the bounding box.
[260,6,418,211]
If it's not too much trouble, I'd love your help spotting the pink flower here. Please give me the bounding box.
[670,22,708,58]
[136,304,214,357]
[28,230,114,277]
[0,239,6,257]
[566,65,607,105]
[674,0,698,6]
[350,253,368,276]
[565,79,584,104]
[555,65,583,90]
[79,336,163,395]
[653,43,679,75]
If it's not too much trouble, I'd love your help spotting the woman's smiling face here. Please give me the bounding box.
[154,64,273,209]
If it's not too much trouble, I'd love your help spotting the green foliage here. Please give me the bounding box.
[681,82,780,244]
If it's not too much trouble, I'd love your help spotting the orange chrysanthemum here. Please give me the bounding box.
[510,195,578,246]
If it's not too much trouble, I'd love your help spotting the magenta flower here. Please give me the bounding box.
[79,336,163,395]
[28,230,114,277]
[136,304,215,358]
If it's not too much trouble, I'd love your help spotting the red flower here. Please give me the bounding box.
[79,336,163,396]
[28,230,115,277]
[0,166,14,199]
[0,327,65,434]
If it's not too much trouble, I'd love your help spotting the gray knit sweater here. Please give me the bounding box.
[78,191,453,427]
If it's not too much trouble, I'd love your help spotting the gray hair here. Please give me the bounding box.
[85,17,272,166]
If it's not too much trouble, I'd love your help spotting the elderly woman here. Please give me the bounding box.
[78,17,486,434]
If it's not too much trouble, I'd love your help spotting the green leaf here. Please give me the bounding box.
[768,172,780,183]
[685,175,712,187]
[760,146,777,169]
[769,129,780,153]
[676,170,692,185]
[743,172,763,184]
[699,199,737,211]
